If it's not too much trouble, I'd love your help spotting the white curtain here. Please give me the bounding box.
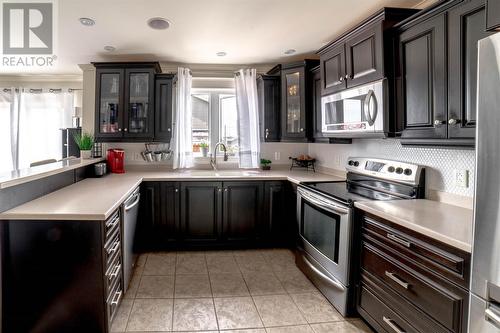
[0,88,20,173]
[235,69,260,168]
[17,91,73,169]
[172,67,194,169]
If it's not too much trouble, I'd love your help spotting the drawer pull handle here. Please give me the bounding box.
[385,271,410,289]
[387,233,411,248]
[383,316,406,333]
[106,215,120,230]
[107,264,121,279]
[110,290,122,306]
[107,241,120,255]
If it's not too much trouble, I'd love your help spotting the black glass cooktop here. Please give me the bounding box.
[303,181,403,205]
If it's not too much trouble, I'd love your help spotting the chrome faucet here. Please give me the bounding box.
[210,142,229,170]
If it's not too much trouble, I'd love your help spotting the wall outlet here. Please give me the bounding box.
[454,169,469,188]
[134,152,143,161]
[274,152,281,161]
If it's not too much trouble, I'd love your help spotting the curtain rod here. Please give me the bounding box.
[2,88,81,93]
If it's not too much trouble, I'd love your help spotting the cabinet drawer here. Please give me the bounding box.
[362,215,469,287]
[359,282,419,333]
[104,227,121,267]
[360,272,449,333]
[362,242,465,332]
[106,277,123,326]
[105,251,122,293]
[105,210,121,240]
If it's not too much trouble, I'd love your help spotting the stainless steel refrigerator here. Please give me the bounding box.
[469,31,500,332]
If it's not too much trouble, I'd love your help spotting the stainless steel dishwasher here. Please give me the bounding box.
[121,187,140,291]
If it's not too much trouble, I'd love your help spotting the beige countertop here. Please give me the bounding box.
[0,158,105,189]
[0,168,343,221]
[354,199,473,253]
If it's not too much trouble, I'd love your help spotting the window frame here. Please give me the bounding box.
[190,88,238,159]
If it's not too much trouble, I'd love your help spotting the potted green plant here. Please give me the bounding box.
[200,141,209,157]
[73,132,94,159]
[260,158,272,171]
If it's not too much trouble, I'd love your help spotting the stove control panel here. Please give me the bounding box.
[346,157,423,185]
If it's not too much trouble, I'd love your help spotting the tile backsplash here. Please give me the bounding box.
[308,139,476,198]
[112,139,475,198]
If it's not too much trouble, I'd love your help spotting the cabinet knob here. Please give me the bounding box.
[300,128,304,132]
[345,74,351,80]
[118,128,122,132]
[339,76,344,82]
[433,119,446,127]
[175,188,179,193]
[167,128,171,132]
[124,128,128,132]
[448,118,461,125]
[218,188,222,192]
[265,128,269,139]
[224,188,228,192]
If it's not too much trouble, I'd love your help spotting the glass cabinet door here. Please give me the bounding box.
[125,71,153,137]
[98,71,122,136]
[286,72,301,134]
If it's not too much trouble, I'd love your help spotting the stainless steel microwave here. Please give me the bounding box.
[321,79,387,137]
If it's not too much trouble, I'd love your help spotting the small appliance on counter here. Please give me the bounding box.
[107,149,125,173]
[94,162,107,177]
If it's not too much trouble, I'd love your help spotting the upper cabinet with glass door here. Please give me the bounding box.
[94,62,161,142]
[280,60,319,142]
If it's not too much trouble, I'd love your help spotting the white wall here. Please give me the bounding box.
[308,139,475,198]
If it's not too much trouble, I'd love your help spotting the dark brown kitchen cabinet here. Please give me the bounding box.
[137,181,289,249]
[257,75,281,142]
[154,74,175,142]
[448,0,494,140]
[94,62,161,142]
[180,182,222,243]
[356,211,470,333]
[397,0,491,146]
[311,65,326,142]
[398,14,448,141]
[320,43,346,95]
[344,22,384,89]
[222,181,264,242]
[280,60,319,142]
[0,211,125,333]
[318,8,418,96]
[486,0,500,30]
[263,181,291,245]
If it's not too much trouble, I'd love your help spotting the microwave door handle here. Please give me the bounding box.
[363,90,377,126]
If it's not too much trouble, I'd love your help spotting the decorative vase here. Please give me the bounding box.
[201,147,209,157]
[80,150,92,159]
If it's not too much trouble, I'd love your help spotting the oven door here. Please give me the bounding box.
[321,79,385,137]
[296,187,352,286]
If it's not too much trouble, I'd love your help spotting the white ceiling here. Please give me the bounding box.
[1,0,428,75]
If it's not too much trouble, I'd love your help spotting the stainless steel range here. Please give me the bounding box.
[295,157,425,316]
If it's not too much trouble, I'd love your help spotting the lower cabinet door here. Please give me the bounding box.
[180,182,222,242]
[222,181,264,242]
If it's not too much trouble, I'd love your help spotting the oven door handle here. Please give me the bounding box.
[298,187,349,215]
[302,255,346,292]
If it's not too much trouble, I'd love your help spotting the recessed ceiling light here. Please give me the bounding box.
[284,49,296,55]
[104,46,116,52]
[216,51,227,57]
[147,17,171,30]
[79,17,95,26]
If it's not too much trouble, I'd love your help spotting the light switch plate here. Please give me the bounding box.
[454,169,469,188]
[274,152,281,161]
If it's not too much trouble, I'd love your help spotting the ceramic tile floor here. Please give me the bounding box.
[111,248,374,333]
